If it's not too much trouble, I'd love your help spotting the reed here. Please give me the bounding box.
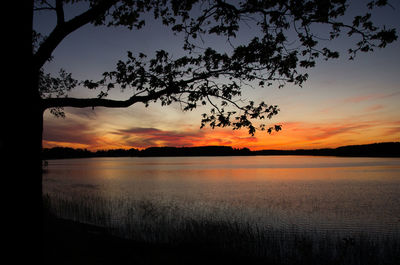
[43,193,400,265]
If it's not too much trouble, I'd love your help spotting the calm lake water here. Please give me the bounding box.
[44,156,400,236]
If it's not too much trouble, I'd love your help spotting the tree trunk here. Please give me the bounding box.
[6,71,44,263]
[3,0,44,263]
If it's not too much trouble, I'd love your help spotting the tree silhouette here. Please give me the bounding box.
[36,0,397,136]
[8,0,398,261]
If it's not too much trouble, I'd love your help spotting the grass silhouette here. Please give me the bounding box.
[44,194,400,265]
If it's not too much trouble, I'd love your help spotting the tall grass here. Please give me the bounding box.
[44,193,400,265]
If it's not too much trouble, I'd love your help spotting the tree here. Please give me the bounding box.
[36,0,397,136]
[16,0,399,261]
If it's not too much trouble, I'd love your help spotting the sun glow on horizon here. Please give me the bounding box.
[43,107,400,151]
[36,0,400,153]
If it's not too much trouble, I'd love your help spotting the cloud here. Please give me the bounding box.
[43,115,128,150]
[343,92,400,104]
[365,104,384,112]
[320,91,400,114]
[109,126,262,149]
[43,108,400,151]
[114,126,211,148]
[43,120,95,145]
[302,123,372,142]
[250,120,387,150]
[383,126,400,136]
[343,94,377,103]
[118,127,164,135]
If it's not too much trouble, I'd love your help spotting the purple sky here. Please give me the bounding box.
[34,1,400,150]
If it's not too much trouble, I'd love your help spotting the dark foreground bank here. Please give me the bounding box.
[44,210,400,265]
[44,214,268,265]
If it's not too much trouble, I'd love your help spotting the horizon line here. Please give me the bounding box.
[42,141,400,153]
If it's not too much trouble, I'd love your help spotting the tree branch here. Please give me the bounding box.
[43,96,139,109]
[42,87,172,110]
[33,0,117,70]
[34,0,55,11]
[33,7,56,11]
[55,0,65,25]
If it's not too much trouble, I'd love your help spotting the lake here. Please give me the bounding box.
[43,155,400,237]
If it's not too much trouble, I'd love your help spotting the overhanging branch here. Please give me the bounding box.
[43,97,139,110]
[33,0,117,70]
[42,88,171,110]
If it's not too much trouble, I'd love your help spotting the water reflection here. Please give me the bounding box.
[44,156,400,235]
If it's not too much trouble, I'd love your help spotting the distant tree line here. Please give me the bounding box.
[42,146,251,159]
[42,142,399,159]
[253,142,400,157]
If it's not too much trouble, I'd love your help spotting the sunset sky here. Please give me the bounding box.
[35,1,400,151]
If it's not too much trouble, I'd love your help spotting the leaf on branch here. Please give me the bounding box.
[39,0,397,131]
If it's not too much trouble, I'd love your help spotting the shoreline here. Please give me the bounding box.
[44,211,400,265]
[42,142,400,159]
[44,215,266,265]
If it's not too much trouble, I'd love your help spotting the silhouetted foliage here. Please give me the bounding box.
[42,146,251,159]
[28,3,398,261]
[140,146,252,156]
[254,142,400,157]
[34,0,397,135]
[42,142,400,159]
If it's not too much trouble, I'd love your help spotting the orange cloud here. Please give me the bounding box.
[384,126,400,136]
[111,126,255,149]
[42,140,91,149]
[43,118,133,150]
[365,104,384,112]
[343,92,400,103]
[343,94,378,103]
[43,111,400,151]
